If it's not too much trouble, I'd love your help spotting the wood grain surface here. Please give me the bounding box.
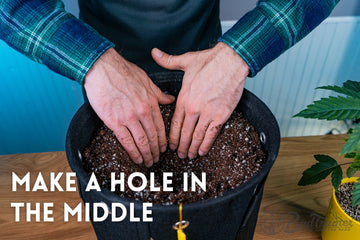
[0,134,357,240]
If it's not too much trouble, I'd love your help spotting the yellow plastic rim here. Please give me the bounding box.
[331,177,360,227]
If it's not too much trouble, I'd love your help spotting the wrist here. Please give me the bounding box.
[84,48,121,87]
[214,42,250,77]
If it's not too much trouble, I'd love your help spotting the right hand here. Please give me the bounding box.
[84,48,175,167]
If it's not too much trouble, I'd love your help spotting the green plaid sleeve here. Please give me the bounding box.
[0,0,114,84]
[219,0,340,77]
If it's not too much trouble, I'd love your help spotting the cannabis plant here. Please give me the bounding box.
[294,80,360,207]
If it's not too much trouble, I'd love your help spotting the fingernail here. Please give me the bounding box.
[178,152,186,159]
[169,144,177,150]
[160,145,167,153]
[188,152,195,159]
[153,48,163,58]
[154,156,159,163]
[199,150,205,156]
[166,94,175,101]
[145,160,153,168]
[136,157,143,164]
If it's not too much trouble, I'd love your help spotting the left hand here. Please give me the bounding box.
[151,42,250,159]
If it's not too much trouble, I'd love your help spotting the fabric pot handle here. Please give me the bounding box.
[236,176,267,239]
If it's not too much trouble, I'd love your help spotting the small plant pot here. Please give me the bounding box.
[321,177,360,240]
[66,72,280,240]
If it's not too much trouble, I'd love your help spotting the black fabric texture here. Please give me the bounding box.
[78,0,222,74]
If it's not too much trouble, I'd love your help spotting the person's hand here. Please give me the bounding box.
[151,42,250,159]
[84,48,175,167]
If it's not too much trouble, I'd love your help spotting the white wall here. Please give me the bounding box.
[219,0,360,20]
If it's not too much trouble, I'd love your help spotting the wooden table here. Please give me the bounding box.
[0,134,356,240]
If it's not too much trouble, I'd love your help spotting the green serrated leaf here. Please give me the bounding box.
[293,96,360,120]
[352,181,360,207]
[344,80,360,93]
[331,166,343,190]
[345,152,356,158]
[298,155,339,186]
[317,85,360,99]
[346,167,357,178]
[355,154,360,162]
[350,162,360,170]
[352,185,360,195]
[340,125,360,155]
[314,154,338,164]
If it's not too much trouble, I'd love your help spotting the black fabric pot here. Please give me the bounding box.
[66,72,280,240]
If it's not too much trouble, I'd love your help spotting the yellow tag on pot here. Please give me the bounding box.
[177,229,186,240]
[175,203,187,240]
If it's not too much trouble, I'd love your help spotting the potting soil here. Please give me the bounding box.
[82,104,267,204]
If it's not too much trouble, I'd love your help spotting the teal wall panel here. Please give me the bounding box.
[1,17,360,154]
[0,41,84,154]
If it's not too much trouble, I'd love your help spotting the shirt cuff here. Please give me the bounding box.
[40,16,114,84]
[219,8,285,77]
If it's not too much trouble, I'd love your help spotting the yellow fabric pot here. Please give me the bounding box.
[321,177,360,240]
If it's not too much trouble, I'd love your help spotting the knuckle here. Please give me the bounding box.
[137,134,149,147]
[138,104,151,117]
[171,118,182,129]
[169,138,178,146]
[186,104,199,116]
[158,132,167,145]
[193,130,204,142]
[181,127,192,137]
[148,133,158,143]
[166,55,173,66]
[179,138,191,149]
[156,123,165,132]
[179,139,188,147]
[208,123,222,138]
[119,135,134,145]
[168,134,179,145]
[153,153,160,161]
[169,129,180,145]
[126,113,137,123]
[143,151,153,162]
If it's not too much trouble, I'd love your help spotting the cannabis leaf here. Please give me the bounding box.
[293,80,360,121]
[293,96,360,120]
[331,166,343,191]
[346,167,357,178]
[340,125,360,155]
[344,80,360,93]
[352,181,360,207]
[298,155,340,187]
[317,82,360,99]
[295,79,360,207]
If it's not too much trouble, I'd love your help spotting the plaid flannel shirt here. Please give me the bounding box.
[0,0,339,84]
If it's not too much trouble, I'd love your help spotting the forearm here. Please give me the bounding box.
[0,0,114,84]
[219,0,340,77]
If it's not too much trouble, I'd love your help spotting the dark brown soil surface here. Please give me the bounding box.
[82,104,267,205]
[336,182,360,222]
